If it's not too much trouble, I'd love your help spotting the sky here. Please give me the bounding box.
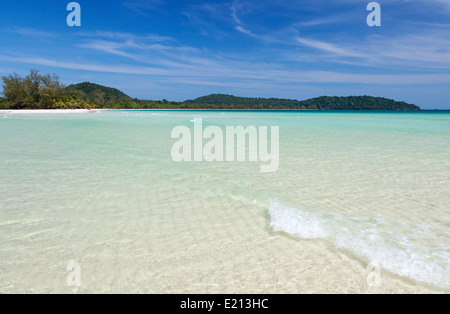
[0,0,449,109]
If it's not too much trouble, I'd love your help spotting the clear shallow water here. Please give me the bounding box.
[0,110,449,293]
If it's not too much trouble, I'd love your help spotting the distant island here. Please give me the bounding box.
[1,69,420,110]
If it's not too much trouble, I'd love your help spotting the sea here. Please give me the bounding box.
[0,110,449,293]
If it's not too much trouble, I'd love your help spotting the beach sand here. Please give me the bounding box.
[0,109,104,115]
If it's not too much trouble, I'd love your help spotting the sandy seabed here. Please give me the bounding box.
[1,110,448,294]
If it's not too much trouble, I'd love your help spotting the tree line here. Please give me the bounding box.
[183,94,420,110]
[1,70,420,110]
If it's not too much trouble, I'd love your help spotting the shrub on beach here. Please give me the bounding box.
[54,97,94,109]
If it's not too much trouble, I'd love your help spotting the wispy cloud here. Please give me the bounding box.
[225,5,450,70]
[2,53,449,87]
[79,30,173,43]
[424,0,450,12]
[4,27,57,38]
[295,16,348,27]
[77,40,141,60]
[295,36,362,58]
[122,0,167,16]
[74,31,203,67]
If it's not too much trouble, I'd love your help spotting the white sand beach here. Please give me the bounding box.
[0,109,104,115]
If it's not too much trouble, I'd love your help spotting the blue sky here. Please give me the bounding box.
[0,0,449,108]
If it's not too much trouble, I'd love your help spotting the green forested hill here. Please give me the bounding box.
[184,94,302,109]
[65,82,132,108]
[184,94,420,110]
[62,85,420,110]
[299,96,420,110]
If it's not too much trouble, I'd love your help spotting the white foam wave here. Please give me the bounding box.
[269,202,329,239]
[268,199,450,289]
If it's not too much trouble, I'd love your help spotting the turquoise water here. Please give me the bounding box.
[0,110,449,293]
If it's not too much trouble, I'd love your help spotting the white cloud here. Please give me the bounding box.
[295,36,363,58]
[2,53,450,87]
[4,27,57,38]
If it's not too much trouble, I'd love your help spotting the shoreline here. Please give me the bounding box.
[1,109,446,115]
[0,109,105,115]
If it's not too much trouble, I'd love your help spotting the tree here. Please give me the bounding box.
[24,69,41,106]
[39,73,65,108]
[0,97,7,109]
[1,73,27,109]
[1,69,65,109]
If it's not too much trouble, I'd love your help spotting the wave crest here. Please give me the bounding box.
[268,199,449,289]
